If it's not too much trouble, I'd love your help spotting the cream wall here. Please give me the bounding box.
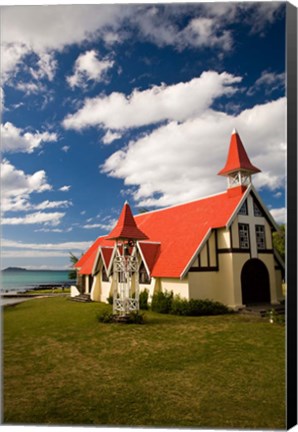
[188,253,242,308]
[160,277,189,299]
[91,274,101,301]
[217,228,231,249]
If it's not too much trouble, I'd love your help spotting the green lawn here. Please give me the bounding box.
[2,297,285,428]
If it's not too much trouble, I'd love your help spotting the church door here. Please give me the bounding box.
[241,258,270,305]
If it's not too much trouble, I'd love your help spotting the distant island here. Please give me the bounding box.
[2,267,27,272]
[1,267,69,272]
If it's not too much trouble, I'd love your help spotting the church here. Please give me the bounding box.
[72,129,285,310]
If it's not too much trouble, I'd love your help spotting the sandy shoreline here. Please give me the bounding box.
[1,292,70,307]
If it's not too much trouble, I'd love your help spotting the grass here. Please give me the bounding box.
[24,288,71,294]
[2,297,285,428]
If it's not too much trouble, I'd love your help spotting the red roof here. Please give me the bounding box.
[76,189,247,279]
[138,242,161,275]
[135,190,246,278]
[76,190,247,278]
[218,130,261,176]
[106,201,149,241]
[101,247,114,271]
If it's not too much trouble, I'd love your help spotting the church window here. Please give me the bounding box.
[239,224,250,249]
[256,225,266,250]
[238,200,248,215]
[139,262,151,284]
[253,201,263,217]
[102,266,109,282]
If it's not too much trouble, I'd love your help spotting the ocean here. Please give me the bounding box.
[0,270,73,293]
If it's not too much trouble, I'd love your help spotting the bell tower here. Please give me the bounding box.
[218,129,261,195]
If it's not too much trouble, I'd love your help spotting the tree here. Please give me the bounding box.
[273,224,285,262]
[68,252,79,280]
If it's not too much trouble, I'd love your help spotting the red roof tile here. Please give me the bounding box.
[138,242,161,275]
[101,247,114,271]
[218,130,261,176]
[106,202,149,240]
[135,190,246,278]
[76,189,247,279]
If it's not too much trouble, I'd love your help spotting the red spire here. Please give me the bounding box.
[218,129,261,176]
[106,201,148,241]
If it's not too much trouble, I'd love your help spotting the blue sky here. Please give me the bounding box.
[1,1,287,270]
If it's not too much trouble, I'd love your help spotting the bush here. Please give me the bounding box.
[107,295,113,305]
[151,290,174,314]
[151,291,230,316]
[96,310,115,323]
[96,309,145,324]
[127,311,145,324]
[139,289,149,310]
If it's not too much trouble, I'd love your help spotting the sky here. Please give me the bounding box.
[0,1,287,271]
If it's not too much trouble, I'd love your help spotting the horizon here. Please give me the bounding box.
[1,2,286,270]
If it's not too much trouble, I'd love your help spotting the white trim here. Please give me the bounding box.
[91,247,101,276]
[136,242,151,277]
[180,228,212,280]
[250,185,280,231]
[100,246,114,274]
[107,245,118,277]
[225,185,252,229]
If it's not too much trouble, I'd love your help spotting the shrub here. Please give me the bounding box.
[107,295,113,305]
[184,298,230,316]
[151,291,230,316]
[139,289,149,310]
[127,311,145,324]
[151,290,174,314]
[96,310,115,323]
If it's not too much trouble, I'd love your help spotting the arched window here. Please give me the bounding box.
[139,262,151,284]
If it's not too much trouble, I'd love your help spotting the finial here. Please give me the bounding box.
[232,128,238,135]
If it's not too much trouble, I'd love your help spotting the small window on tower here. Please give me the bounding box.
[238,200,248,215]
[238,224,250,249]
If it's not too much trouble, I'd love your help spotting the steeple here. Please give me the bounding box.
[106,201,148,241]
[218,129,261,192]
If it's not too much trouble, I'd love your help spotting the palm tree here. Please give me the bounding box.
[68,252,79,280]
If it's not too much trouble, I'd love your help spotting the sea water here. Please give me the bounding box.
[0,270,72,293]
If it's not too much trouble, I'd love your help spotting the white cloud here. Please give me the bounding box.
[270,207,286,224]
[82,218,117,231]
[1,4,283,83]
[248,70,285,96]
[15,81,46,95]
[0,160,72,219]
[67,50,114,89]
[59,185,71,192]
[63,71,242,131]
[1,122,57,153]
[62,145,70,152]
[2,250,71,258]
[1,87,4,112]
[2,238,92,251]
[29,51,57,81]
[2,211,65,226]
[102,130,122,144]
[178,17,232,51]
[34,227,73,233]
[34,200,72,210]
[101,97,286,207]
[1,159,52,201]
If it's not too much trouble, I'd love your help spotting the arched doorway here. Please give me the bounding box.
[241,259,270,305]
